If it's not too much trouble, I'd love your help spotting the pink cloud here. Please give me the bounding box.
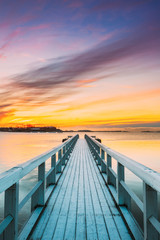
[0,54,6,59]
[29,24,50,31]
[0,28,23,55]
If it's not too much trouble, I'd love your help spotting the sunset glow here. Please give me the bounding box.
[0,0,160,130]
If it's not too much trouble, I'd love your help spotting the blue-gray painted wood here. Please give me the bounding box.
[19,181,42,211]
[4,183,19,240]
[0,215,13,236]
[0,134,78,239]
[143,183,158,240]
[1,134,158,239]
[19,207,43,240]
[30,139,132,240]
[85,134,160,239]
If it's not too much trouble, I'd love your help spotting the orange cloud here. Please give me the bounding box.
[77,79,97,84]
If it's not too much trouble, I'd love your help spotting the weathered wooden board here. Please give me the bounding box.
[30,139,133,240]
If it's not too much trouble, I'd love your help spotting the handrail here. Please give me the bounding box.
[0,135,78,193]
[85,135,160,192]
[85,134,160,240]
[0,134,79,240]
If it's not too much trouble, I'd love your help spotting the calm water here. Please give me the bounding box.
[0,132,160,231]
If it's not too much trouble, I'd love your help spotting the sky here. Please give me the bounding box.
[0,0,160,130]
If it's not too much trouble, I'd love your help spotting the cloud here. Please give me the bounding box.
[9,21,160,91]
[29,24,50,31]
[0,28,23,58]
[0,110,14,120]
[0,13,159,123]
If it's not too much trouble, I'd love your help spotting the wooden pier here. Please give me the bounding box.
[0,135,160,239]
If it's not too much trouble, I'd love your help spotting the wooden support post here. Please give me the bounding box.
[65,144,68,160]
[63,146,66,155]
[70,140,74,152]
[117,162,124,205]
[31,162,45,211]
[93,144,97,161]
[143,183,158,240]
[124,189,131,211]
[4,183,19,240]
[51,154,56,184]
[57,149,62,173]
[46,154,56,186]
[101,149,106,173]
[107,154,112,184]
[62,146,66,165]
[98,146,100,154]
[97,147,101,165]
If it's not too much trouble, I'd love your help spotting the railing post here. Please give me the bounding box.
[31,162,45,211]
[46,154,56,186]
[143,183,158,240]
[63,146,66,155]
[101,149,106,173]
[57,149,62,173]
[107,154,112,184]
[62,147,66,165]
[97,146,101,165]
[4,182,19,240]
[51,154,56,184]
[117,163,125,205]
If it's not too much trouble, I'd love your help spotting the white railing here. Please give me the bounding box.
[0,134,79,240]
[85,134,160,240]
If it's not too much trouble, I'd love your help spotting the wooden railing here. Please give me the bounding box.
[85,134,160,240]
[0,134,79,240]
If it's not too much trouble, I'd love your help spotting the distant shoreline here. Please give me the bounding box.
[0,128,160,133]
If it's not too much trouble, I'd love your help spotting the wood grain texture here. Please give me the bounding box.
[30,139,132,240]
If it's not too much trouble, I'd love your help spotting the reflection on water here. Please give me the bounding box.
[0,132,70,173]
[0,132,160,231]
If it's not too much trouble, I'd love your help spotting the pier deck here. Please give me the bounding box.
[1,134,160,240]
[30,139,131,240]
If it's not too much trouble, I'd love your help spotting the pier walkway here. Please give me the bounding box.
[0,134,160,240]
[30,139,131,240]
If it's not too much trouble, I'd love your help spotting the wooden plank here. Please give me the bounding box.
[87,145,132,240]
[40,145,77,239]
[30,149,75,239]
[83,143,98,240]
[19,207,43,240]
[52,144,79,239]
[84,144,109,240]
[149,216,160,234]
[76,141,86,240]
[30,139,137,240]
[86,136,143,240]
[64,146,81,239]
[0,215,13,235]
[45,185,54,202]
[86,149,119,240]
[119,206,143,240]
